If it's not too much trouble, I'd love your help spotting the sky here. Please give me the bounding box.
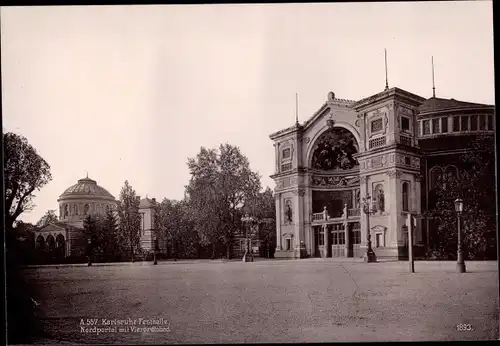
[1,2,495,224]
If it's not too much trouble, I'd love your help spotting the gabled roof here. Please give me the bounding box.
[139,197,156,209]
[38,222,83,232]
[418,97,493,114]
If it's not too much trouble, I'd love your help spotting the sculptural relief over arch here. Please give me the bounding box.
[309,126,360,171]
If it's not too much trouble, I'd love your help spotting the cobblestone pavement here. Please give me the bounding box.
[24,259,498,344]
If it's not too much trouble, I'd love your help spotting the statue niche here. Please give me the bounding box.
[311,128,359,171]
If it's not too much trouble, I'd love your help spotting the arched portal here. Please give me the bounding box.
[308,126,361,259]
[46,235,55,252]
[56,234,66,258]
[36,235,45,250]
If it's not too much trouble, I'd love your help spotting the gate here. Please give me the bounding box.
[351,222,361,258]
[331,224,345,257]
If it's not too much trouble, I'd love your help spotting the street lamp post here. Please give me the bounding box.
[87,238,92,266]
[362,194,377,263]
[153,235,158,265]
[241,214,254,263]
[454,198,466,273]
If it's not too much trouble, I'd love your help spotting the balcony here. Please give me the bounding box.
[399,135,412,146]
[312,205,360,224]
[369,136,386,149]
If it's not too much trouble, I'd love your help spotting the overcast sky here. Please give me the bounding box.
[1,2,494,224]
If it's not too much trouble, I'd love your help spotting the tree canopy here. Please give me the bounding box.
[4,132,52,231]
[117,181,142,262]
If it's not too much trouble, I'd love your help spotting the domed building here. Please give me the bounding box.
[58,176,118,228]
[34,176,159,261]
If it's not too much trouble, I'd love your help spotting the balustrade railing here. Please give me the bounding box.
[348,208,360,217]
[312,206,360,222]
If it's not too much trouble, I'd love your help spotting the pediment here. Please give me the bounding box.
[371,225,387,233]
[38,223,65,233]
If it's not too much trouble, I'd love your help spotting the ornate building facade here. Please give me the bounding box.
[270,89,495,260]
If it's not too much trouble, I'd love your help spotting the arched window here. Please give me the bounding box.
[373,184,385,212]
[73,204,78,216]
[402,182,410,212]
[84,204,89,215]
[64,204,69,217]
[46,235,55,251]
[430,167,443,190]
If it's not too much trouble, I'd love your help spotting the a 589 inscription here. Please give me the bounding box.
[456,324,473,331]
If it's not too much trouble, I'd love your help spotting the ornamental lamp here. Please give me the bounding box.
[454,198,464,214]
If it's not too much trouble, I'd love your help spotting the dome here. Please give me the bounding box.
[59,177,115,200]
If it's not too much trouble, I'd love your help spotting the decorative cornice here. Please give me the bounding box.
[387,170,403,179]
[292,188,306,197]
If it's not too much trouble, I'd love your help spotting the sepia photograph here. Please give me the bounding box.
[2,1,498,344]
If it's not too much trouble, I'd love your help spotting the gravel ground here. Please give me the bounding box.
[23,259,498,344]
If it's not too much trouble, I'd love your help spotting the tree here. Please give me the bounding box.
[117,181,142,262]
[36,209,58,228]
[101,208,124,261]
[425,134,496,259]
[154,198,199,259]
[185,144,261,259]
[253,187,276,258]
[4,132,52,231]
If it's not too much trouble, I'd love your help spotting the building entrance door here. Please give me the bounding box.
[313,226,322,257]
[331,224,345,257]
[350,222,361,258]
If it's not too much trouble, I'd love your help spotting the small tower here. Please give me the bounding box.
[353,87,426,259]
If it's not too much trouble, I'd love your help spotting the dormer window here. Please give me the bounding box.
[432,118,440,134]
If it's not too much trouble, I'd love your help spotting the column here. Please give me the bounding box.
[323,224,328,258]
[387,170,401,247]
[275,193,282,251]
[274,143,280,174]
[343,203,349,257]
[414,174,423,244]
[359,175,368,249]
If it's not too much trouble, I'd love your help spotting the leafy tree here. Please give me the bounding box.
[36,209,58,228]
[4,132,52,231]
[425,134,496,259]
[117,181,142,262]
[154,198,199,259]
[101,208,124,260]
[4,132,50,343]
[185,144,261,259]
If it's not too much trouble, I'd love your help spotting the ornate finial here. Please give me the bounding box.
[295,92,299,125]
[384,49,389,91]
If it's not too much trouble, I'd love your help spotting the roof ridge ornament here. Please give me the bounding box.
[384,49,389,91]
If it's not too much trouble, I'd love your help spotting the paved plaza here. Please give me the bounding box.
[25,259,498,344]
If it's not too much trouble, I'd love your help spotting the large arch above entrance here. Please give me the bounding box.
[306,122,361,169]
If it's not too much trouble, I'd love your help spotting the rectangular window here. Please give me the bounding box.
[470,114,478,131]
[282,148,291,159]
[453,116,460,132]
[432,118,440,134]
[423,120,431,135]
[479,115,486,130]
[371,118,383,132]
[461,116,469,131]
[441,117,448,133]
[487,114,493,130]
[401,117,410,131]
